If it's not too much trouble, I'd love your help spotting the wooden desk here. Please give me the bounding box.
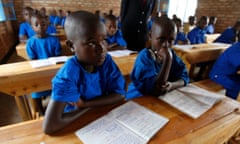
[173,43,230,71]
[0,54,136,120]
[16,41,73,60]
[51,28,66,41]
[0,91,240,144]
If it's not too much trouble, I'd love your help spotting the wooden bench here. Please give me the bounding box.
[0,54,136,121]
[0,92,240,144]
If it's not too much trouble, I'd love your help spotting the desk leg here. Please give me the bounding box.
[14,96,33,121]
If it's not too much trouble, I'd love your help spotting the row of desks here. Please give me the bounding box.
[0,87,240,143]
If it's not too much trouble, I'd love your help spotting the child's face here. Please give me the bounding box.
[74,23,107,66]
[151,23,176,53]
[31,17,48,36]
[199,19,208,29]
[105,20,117,36]
[23,10,31,22]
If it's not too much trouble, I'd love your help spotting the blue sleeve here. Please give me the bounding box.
[187,30,196,44]
[54,38,62,56]
[104,55,126,96]
[54,16,60,25]
[130,53,156,95]
[116,31,127,47]
[206,25,214,34]
[26,39,37,59]
[170,50,190,85]
[19,23,26,36]
[51,62,80,102]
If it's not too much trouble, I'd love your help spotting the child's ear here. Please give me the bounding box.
[66,40,74,52]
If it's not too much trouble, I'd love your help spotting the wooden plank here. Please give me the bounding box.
[0,95,240,144]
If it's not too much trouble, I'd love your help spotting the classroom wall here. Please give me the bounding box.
[196,0,240,33]
[14,0,121,24]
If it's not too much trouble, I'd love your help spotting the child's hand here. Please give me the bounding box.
[156,47,172,62]
[159,81,172,94]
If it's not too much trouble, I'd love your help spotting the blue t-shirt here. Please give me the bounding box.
[26,35,61,60]
[209,42,240,91]
[46,25,57,34]
[54,16,63,26]
[174,32,188,45]
[49,15,57,24]
[126,48,189,99]
[214,27,236,44]
[51,54,126,112]
[205,24,214,34]
[19,22,35,38]
[187,27,206,44]
[106,30,127,47]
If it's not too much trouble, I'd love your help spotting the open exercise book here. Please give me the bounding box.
[75,101,169,144]
[108,49,137,57]
[29,56,69,68]
[159,84,225,119]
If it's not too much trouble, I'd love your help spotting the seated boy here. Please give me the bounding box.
[19,7,35,42]
[205,16,217,34]
[174,18,188,45]
[43,11,125,134]
[187,16,208,44]
[183,16,196,34]
[209,43,240,99]
[104,14,127,50]
[26,11,61,114]
[214,21,240,44]
[126,16,189,99]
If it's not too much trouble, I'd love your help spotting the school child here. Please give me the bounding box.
[183,16,196,34]
[54,9,65,26]
[18,7,35,42]
[205,16,217,34]
[104,14,127,50]
[209,42,240,99]
[126,16,189,99]
[39,7,47,17]
[214,21,240,44]
[26,12,61,114]
[187,16,208,44]
[174,18,188,45]
[43,11,125,134]
[49,9,57,25]
[61,10,71,27]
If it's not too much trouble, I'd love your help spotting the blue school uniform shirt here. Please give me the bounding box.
[209,42,240,99]
[46,25,57,34]
[51,54,126,112]
[106,30,127,47]
[187,27,206,44]
[19,22,35,38]
[26,35,61,98]
[26,35,61,60]
[54,16,62,26]
[214,27,236,44]
[61,17,66,27]
[174,32,188,45]
[126,48,189,99]
[49,15,57,24]
[205,24,214,34]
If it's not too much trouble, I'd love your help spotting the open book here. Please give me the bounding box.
[108,49,137,57]
[75,101,169,144]
[29,56,69,68]
[159,84,225,119]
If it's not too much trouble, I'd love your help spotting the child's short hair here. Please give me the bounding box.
[30,10,47,25]
[64,11,100,41]
[153,16,176,33]
[234,21,240,28]
[105,14,117,22]
[23,6,33,15]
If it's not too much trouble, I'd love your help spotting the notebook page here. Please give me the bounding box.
[109,101,169,141]
[75,115,146,144]
[159,90,211,119]
[178,84,224,106]
[108,50,137,57]
[29,59,53,68]
[48,56,68,64]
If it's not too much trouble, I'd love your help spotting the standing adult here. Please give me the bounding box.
[120,0,156,51]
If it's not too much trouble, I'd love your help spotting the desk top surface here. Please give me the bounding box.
[0,92,240,144]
